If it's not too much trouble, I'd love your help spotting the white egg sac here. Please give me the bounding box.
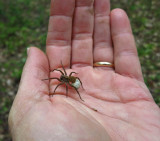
[72,79,81,89]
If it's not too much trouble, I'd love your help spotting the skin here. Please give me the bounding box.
[8,0,160,141]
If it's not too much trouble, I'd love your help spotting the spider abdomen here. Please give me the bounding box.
[69,76,76,83]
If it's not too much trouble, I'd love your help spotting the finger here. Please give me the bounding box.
[94,0,113,69]
[9,47,50,129]
[46,0,75,70]
[11,47,49,117]
[71,0,94,68]
[111,9,143,81]
[18,47,49,98]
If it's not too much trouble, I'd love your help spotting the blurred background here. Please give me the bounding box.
[0,0,160,140]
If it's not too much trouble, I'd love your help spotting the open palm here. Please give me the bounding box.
[9,0,160,141]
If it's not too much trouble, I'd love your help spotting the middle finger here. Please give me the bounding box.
[71,0,94,68]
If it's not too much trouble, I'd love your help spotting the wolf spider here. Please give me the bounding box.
[43,62,84,101]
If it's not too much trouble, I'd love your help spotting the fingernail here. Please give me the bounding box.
[27,47,30,55]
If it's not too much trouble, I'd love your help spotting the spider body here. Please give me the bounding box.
[43,62,84,101]
[60,75,76,84]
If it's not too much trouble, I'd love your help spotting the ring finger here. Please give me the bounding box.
[93,0,114,70]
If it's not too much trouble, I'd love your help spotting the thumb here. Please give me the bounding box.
[9,47,50,130]
[17,47,49,101]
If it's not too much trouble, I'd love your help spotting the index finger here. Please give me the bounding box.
[46,0,75,70]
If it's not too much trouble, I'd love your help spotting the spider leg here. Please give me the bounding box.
[42,77,61,82]
[65,83,68,98]
[52,69,64,75]
[75,77,84,89]
[50,82,64,97]
[69,72,78,77]
[68,83,84,102]
[61,61,67,75]
[74,87,84,102]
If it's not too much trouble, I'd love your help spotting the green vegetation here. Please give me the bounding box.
[0,0,160,140]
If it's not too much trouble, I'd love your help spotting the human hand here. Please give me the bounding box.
[9,0,160,141]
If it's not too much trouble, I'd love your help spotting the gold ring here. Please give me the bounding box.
[93,62,114,68]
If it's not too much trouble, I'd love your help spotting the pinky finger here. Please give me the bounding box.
[111,9,143,81]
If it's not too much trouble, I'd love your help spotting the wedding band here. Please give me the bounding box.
[93,62,114,68]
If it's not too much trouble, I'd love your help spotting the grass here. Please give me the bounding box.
[0,0,160,140]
